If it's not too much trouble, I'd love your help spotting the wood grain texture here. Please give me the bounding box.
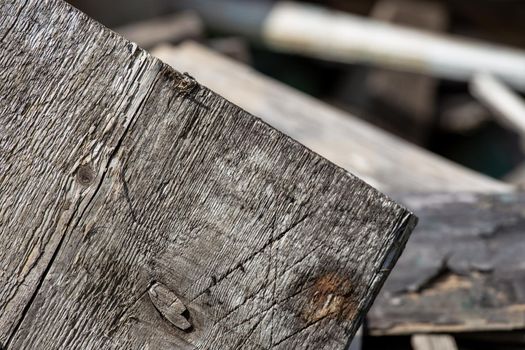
[0,1,416,349]
[153,42,511,193]
[369,192,525,335]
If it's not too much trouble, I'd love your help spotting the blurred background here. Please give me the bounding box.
[65,0,525,349]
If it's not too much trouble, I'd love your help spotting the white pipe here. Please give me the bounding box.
[470,73,525,134]
[262,2,525,91]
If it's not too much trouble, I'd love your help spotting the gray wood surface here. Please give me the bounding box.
[153,43,511,193]
[369,192,525,335]
[0,1,416,349]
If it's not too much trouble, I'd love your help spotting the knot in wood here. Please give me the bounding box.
[76,165,96,186]
[148,282,192,331]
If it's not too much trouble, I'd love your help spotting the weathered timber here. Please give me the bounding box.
[411,334,458,350]
[153,42,511,193]
[0,1,416,349]
[368,192,525,335]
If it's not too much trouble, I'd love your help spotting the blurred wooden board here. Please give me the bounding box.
[154,43,511,193]
[369,192,525,334]
[0,0,416,349]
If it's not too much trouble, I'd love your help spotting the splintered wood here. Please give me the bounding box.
[0,0,416,349]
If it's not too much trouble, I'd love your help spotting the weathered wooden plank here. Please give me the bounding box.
[153,42,511,193]
[1,0,161,343]
[0,1,416,349]
[368,192,525,335]
[152,43,522,342]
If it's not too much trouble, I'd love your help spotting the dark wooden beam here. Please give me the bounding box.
[369,192,525,335]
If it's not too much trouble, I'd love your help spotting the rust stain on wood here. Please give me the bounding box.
[302,273,358,323]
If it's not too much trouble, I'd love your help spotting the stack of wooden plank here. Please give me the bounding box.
[2,0,525,349]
